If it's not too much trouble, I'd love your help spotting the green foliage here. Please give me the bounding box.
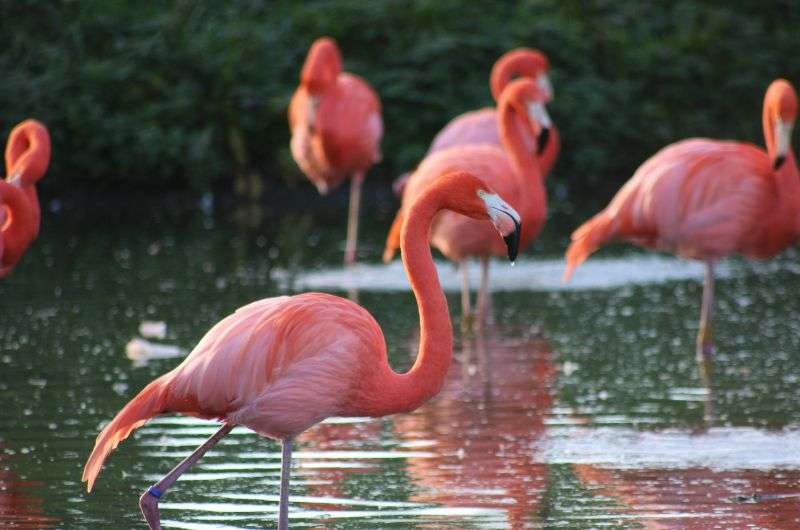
[1,0,798,207]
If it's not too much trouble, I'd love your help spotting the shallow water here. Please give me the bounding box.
[2,198,800,529]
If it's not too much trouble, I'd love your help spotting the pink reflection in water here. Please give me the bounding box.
[0,445,59,529]
[573,464,800,528]
[393,328,556,528]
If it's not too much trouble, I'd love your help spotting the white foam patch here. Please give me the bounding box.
[277,255,733,292]
[541,427,800,470]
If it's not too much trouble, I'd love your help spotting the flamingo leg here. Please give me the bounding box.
[278,438,294,530]
[696,261,715,379]
[460,260,473,331]
[475,256,491,329]
[139,423,234,530]
[344,172,364,266]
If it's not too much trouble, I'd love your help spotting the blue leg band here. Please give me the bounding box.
[146,485,163,499]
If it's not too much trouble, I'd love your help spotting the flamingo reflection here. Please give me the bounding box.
[0,444,58,529]
[573,463,800,528]
[393,326,556,528]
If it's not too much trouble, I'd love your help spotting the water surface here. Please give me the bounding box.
[1,197,799,528]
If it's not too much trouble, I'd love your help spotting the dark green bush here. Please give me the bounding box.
[1,0,798,209]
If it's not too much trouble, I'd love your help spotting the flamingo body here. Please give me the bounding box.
[289,72,382,193]
[84,292,384,489]
[568,139,777,269]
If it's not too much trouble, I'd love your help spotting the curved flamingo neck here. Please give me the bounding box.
[498,97,546,244]
[301,38,342,94]
[758,88,800,249]
[359,184,453,416]
[5,120,50,187]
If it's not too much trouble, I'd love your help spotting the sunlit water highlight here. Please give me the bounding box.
[278,255,734,292]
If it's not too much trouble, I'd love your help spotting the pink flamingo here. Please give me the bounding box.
[0,179,37,278]
[384,78,549,327]
[289,37,383,265]
[5,120,51,236]
[81,170,521,530]
[393,48,558,197]
[564,79,798,362]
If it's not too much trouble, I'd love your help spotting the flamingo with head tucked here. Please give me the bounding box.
[393,48,558,197]
[564,79,799,366]
[289,37,383,265]
[82,171,521,530]
[384,78,549,328]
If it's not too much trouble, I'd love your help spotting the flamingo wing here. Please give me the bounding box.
[164,293,385,437]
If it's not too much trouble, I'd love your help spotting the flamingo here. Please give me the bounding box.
[384,78,549,327]
[564,79,798,365]
[5,119,51,236]
[0,179,37,277]
[288,37,383,265]
[393,48,559,197]
[81,170,521,530]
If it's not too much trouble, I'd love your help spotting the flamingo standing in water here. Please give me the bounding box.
[384,78,549,327]
[82,171,521,530]
[393,48,559,196]
[289,37,383,265]
[564,79,798,364]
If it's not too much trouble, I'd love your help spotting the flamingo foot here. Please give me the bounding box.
[139,488,162,530]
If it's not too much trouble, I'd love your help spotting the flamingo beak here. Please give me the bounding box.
[537,127,550,155]
[479,191,522,263]
[774,118,793,170]
[527,101,552,155]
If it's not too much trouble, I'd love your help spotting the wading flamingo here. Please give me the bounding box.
[393,48,558,197]
[82,171,521,530]
[289,37,383,265]
[0,179,37,277]
[384,78,549,328]
[5,120,50,236]
[564,79,798,366]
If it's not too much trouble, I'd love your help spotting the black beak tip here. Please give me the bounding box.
[536,127,550,155]
[503,219,521,262]
[774,155,786,170]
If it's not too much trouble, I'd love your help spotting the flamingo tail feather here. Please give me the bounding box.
[82,377,169,492]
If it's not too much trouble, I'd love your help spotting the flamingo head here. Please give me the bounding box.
[766,79,797,170]
[436,171,521,262]
[500,78,553,155]
[301,37,342,94]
